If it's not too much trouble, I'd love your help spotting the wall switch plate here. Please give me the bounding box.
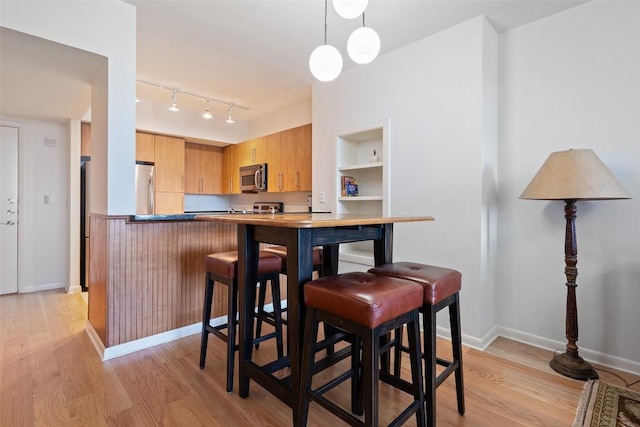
[319,192,326,203]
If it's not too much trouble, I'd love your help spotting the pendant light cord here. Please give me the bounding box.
[323,0,328,45]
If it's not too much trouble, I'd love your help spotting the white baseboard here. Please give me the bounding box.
[432,323,638,375]
[85,302,281,362]
[494,326,640,376]
[67,284,83,294]
[21,281,66,293]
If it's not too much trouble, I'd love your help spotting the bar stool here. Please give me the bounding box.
[368,262,464,427]
[296,272,426,427]
[200,250,284,393]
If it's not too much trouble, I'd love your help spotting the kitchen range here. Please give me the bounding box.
[185,202,284,215]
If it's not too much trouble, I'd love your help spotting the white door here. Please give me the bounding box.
[1,125,19,295]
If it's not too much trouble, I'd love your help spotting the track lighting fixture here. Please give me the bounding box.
[347,13,380,64]
[136,80,249,123]
[202,99,213,119]
[225,105,235,124]
[169,89,180,111]
[309,0,343,82]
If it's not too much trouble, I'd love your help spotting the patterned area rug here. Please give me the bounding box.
[573,380,640,426]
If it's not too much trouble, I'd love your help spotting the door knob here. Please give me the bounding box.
[3,220,15,226]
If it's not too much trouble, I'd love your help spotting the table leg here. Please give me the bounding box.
[237,224,259,398]
[287,228,315,423]
[375,223,394,372]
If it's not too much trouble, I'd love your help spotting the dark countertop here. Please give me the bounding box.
[129,213,196,222]
[128,211,332,222]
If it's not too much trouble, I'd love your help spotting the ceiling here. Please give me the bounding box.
[1,0,587,125]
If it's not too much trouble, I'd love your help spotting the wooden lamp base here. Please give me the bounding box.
[550,352,598,381]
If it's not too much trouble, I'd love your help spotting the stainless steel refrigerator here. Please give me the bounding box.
[135,161,155,214]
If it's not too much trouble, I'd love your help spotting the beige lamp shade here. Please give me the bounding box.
[520,149,631,201]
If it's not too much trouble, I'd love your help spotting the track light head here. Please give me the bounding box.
[202,99,213,119]
[169,89,180,112]
[225,105,235,124]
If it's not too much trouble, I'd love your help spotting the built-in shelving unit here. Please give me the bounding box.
[334,120,390,268]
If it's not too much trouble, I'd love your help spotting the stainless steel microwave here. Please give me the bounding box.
[240,163,267,193]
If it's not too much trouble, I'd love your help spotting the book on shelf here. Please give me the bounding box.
[341,175,359,197]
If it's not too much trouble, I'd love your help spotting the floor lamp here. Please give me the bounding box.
[520,149,631,381]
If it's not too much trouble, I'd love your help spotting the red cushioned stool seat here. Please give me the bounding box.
[296,272,426,427]
[200,250,284,393]
[369,262,464,427]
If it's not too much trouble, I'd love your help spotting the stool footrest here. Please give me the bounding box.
[379,370,415,395]
[259,355,291,374]
[435,359,460,388]
[311,346,352,375]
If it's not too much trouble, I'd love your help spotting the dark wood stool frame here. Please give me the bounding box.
[383,292,465,427]
[256,246,325,349]
[297,305,426,427]
[200,268,284,393]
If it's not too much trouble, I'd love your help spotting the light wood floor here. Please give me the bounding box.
[1,289,638,426]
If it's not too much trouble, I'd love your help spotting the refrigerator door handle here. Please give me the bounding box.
[148,168,155,214]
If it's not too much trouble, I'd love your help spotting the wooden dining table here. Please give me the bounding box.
[196,212,434,422]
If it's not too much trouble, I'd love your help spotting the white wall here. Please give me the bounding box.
[250,101,312,139]
[312,16,498,343]
[1,118,70,293]
[498,1,640,372]
[1,0,137,215]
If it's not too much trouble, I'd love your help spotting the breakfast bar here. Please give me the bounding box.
[196,213,434,421]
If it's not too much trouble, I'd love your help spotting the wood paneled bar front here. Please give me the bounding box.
[88,215,238,348]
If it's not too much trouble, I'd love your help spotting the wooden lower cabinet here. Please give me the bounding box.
[88,215,240,347]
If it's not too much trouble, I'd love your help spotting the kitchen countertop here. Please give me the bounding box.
[195,212,434,228]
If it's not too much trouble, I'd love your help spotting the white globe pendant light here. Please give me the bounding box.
[310,0,343,82]
[347,26,380,64]
[309,44,343,82]
[332,0,369,19]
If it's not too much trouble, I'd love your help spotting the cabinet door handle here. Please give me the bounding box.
[295,171,299,189]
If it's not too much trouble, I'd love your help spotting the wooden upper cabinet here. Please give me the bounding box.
[81,122,91,157]
[136,132,155,162]
[238,136,268,167]
[264,133,283,192]
[220,123,312,194]
[154,135,185,193]
[184,143,202,194]
[275,124,312,192]
[222,144,240,194]
[201,145,223,194]
[185,142,223,194]
[155,192,184,214]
